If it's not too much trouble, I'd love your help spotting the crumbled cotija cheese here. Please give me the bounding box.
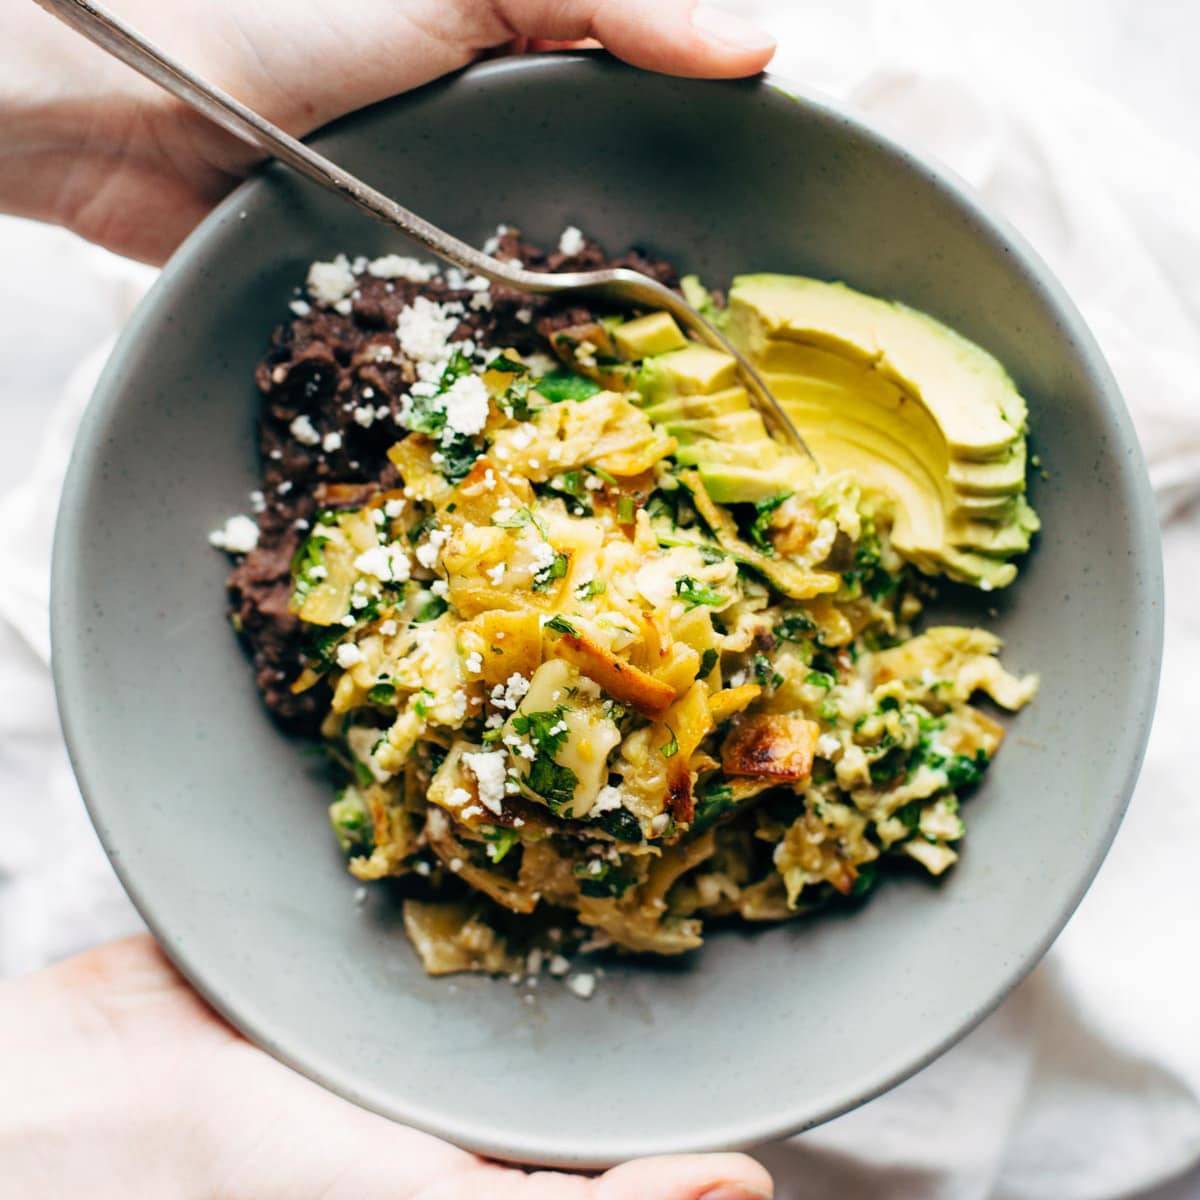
[441,374,491,436]
[396,295,461,364]
[335,643,364,669]
[558,225,585,256]
[289,414,320,445]
[461,750,507,815]
[208,514,259,554]
[306,255,356,306]
[353,544,411,583]
[366,254,439,282]
[566,973,596,1000]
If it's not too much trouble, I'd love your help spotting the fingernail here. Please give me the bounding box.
[691,4,776,51]
[698,1186,773,1200]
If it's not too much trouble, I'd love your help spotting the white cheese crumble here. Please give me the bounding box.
[490,672,530,712]
[396,295,461,366]
[379,619,398,637]
[441,373,491,436]
[353,405,376,428]
[335,643,364,669]
[353,544,411,583]
[288,299,311,317]
[464,650,484,674]
[816,733,842,759]
[366,254,439,282]
[415,528,449,570]
[208,514,259,554]
[557,225,585,256]
[462,750,507,815]
[289,414,321,446]
[566,973,596,1000]
[322,431,343,452]
[486,562,506,585]
[306,255,356,306]
[447,787,471,809]
[592,785,624,814]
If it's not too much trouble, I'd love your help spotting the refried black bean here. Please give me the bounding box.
[227,230,678,733]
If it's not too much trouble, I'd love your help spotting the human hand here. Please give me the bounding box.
[0,935,772,1199]
[4,0,775,263]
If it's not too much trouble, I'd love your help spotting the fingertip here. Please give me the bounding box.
[589,0,776,79]
[597,1151,774,1200]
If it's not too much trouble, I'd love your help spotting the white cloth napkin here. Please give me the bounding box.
[2,2,1199,1196]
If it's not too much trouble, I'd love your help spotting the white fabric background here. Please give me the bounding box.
[1,1,1198,1196]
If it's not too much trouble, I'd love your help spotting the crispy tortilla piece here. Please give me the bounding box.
[547,625,676,717]
[721,714,818,783]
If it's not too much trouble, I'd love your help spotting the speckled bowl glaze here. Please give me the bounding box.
[52,54,1163,1168]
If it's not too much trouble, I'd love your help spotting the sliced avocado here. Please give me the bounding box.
[953,492,1023,522]
[727,275,1026,459]
[698,465,804,504]
[663,412,770,445]
[643,386,751,423]
[724,273,1037,589]
[640,344,739,400]
[613,312,688,360]
[948,444,1027,496]
[950,498,1039,557]
[676,441,782,469]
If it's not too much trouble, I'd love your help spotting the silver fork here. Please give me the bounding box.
[35,0,812,460]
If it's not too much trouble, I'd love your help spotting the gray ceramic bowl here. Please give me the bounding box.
[52,55,1163,1168]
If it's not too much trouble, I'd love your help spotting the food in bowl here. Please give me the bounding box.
[212,226,1038,978]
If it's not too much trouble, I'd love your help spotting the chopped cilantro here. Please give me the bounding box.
[574,858,637,898]
[488,353,529,375]
[329,787,372,855]
[532,550,569,592]
[946,749,990,791]
[543,470,592,515]
[576,578,606,599]
[511,706,577,813]
[367,682,396,704]
[544,614,577,636]
[438,432,482,483]
[596,806,643,843]
[748,492,791,552]
[851,861,879,897]
[351,759,374,790]
[616,495,635,524]
[777,611,816,641]
[493,505,547,537]
[696,647,719,679]
[675,576,725,609]
[753,654,784,689]
[415,595,448,622]
[806,670,835,691]
[483,826,521,864]
[534,368,602,403]
[660,728,679,758]
[691,777,736,833]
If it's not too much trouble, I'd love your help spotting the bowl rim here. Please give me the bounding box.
[51,52,1165,1165]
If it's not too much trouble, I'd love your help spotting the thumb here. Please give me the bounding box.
[494,0,777,78]
[595,1152,774,1199]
